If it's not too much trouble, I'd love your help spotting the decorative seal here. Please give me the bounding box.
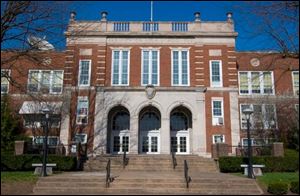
[250,58,260,67]
[42,57,52,65]
[145,84,156,99]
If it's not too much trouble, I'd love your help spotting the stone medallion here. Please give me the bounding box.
[145,84,156,99]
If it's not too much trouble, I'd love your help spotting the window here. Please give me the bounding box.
[292,71,299,95]
[78,60,91,86]
[27,70,63,94]
[23,114,60,128]
[74,133,87,144]
[213,135,225,144]
[76,97,89,124]
[212,99,224,126]
[241,138,273,146]
[210,60,222,87]
[111,50,130,85]
[142,50,159,86]
[172,49,189,86]
[33,136,59,146]
[1,69,10,94]
[240,104,277,129]
[238,71,274,95]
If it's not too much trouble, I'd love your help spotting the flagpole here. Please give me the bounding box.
[150,1,153,22]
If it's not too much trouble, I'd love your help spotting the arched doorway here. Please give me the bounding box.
[170,106,192,154]
[107,106,130,154]
[139,106,161,154]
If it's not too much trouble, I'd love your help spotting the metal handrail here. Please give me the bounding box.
[184,160,192,188]
[123,150,129,169]
[106,159,113,188]
[171,150,177,170]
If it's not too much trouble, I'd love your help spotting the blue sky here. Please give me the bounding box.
[3,1,292,52]
[67,1,279,52]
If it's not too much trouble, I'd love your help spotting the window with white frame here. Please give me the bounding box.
[212,98,224,126]
[74,133,87,144]
[238,71,274,95]
[33,136,59,146]
[292,71,299,95]
[1,69,10,94]
[213,134,225,144]
[76,97,89,124]
[210,60,222,87]
[172,49,189,86]
[27,70,63,94]
[78,60,91,86]
[142,49,159,86]
[23,114,60,128]
[112,50,130,85]
[240,104,277,129]
[241,138,273,146]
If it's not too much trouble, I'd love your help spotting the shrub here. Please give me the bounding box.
[218,155,299,173]
[267,182,289,195]
[218,157,243,173]
[1,154,77,171]
[290,181,299,194]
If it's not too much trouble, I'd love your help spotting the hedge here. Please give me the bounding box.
[1,154,77,171]
[219,155,299,173]
[290,181,299,194]
[267,182,289,195]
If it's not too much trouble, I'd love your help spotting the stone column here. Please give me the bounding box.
[272,142,284,157]
[160,117,170,154]
[60,88,71,155]
[130,116,139,154]
[229,91,240,155]
[93,90,107,155]
[194,92,206,156]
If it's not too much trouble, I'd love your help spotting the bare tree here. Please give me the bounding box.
[233,1,299,58]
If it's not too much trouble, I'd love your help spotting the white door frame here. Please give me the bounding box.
[111,130,130,154]
[140,129,160,154]
[171,129,190,154]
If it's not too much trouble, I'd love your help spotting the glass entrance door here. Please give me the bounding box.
[141,131,160,154]
[112,131,129,154]
[139,108,161,154]
[171,132,189,154]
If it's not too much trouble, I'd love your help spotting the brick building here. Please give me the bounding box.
[1,12,298,157]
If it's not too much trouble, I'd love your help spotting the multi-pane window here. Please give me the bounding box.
[210,60,222,87]
[240,104,277,129]
[213,135,225,144]
[142,50,159,86]
[74,134,87,144]
[33,136,59,146]
[238,71,274,95]
[76,97,89,124]
[78,60,91,86]
[23,114,60,128]
[212,99,224,126]
[112,50,129,85]
[27,70,63,94]
[1,69,10,94]
[172,49,189,86]
[292,71,299,95]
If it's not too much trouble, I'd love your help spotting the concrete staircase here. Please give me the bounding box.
[33,154,263,195]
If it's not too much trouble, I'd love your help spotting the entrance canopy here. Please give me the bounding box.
[19,101,62,114]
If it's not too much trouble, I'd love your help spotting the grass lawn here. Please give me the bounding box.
[1,171,39,195]
[1,171,38,183]
[256,172,299,189]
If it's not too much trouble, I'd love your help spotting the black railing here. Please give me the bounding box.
[123,151,129,169]
[106,159,113,188]
[171,150,177,170]
[184,160,192,188]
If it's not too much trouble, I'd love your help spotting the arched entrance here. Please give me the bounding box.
[107,106,130,154]
[170,106,192,154]
[139,106,161,154]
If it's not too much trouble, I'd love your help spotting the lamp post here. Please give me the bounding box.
[41,107,50,177]
[243,108,254,179]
